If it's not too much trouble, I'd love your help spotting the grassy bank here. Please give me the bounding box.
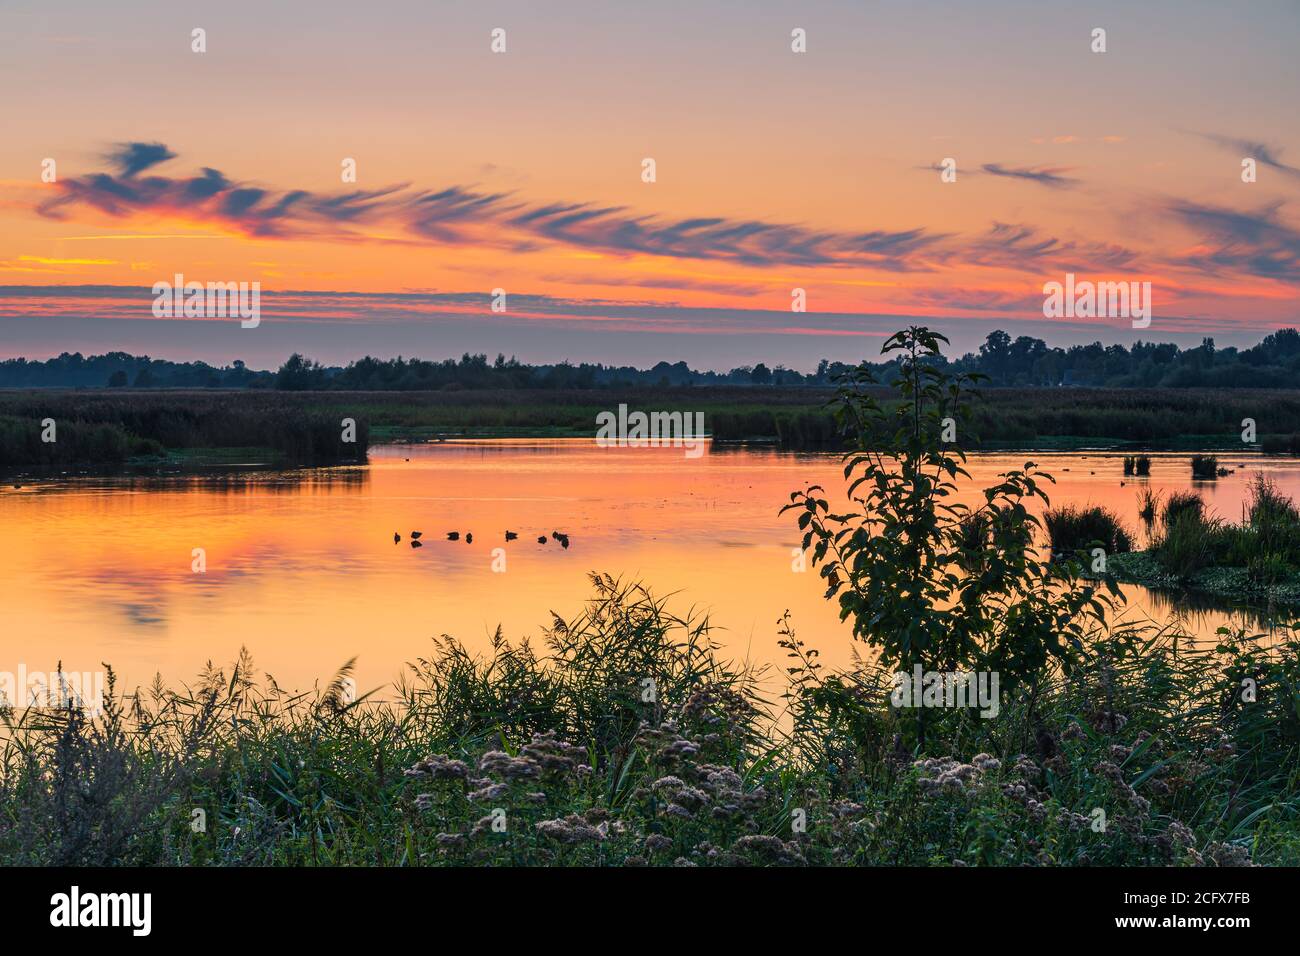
[4,386,1300,466]
[1,575,1295,866]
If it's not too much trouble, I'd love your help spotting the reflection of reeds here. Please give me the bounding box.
[1132,580,1286,633]
[1123,455,1151,477]
[137,471,369,495]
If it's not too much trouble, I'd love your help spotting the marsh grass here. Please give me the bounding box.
[1163,490,1204,525]
[2,576,1296,866]
[1137,487,1160,525]
[1151,510,1224,577]
[6,387,1300,463]
[734,388,1300,449]
[0,393,368,467]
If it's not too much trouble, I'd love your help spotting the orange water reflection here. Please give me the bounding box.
[2,442,1297,698]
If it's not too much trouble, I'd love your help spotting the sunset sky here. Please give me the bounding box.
[2,0,1298,370]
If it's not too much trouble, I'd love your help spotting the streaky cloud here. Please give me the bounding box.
[32,142,1147,277]
[979,163,1078,189]
[1163,199,1300,283]
[1195,132,1300,180]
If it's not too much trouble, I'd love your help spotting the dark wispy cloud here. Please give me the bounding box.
[918,162,1080,189]
[1162,199,1300,283]
[1194,132,1300,180]
[41,161,415,239]
[978,163,1079,189]
[959,222,1137,273]
[539,272,764,297]
[906,286,1041,314]
[107,141,177,177]
[34,142,1144,276]
[37,143,957,271]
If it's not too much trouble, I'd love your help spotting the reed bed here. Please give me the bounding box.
[1143,477,1300,586]
[4,386,1300,462]
[1044,505,1134,556]
[1163,490,1204,526]
[1191,454,1220,480]
[0,392,368,466]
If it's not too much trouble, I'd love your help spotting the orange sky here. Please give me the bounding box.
[2,0,1297,366]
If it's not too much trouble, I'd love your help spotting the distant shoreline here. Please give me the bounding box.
[3,385,1300,468]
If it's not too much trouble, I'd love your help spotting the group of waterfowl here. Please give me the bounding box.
[394,529,570,549]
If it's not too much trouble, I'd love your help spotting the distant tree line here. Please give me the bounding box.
[4,327,1300,390]
[952,328,1300,388]
[0,352,265,389]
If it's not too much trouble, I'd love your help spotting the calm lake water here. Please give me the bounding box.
[3,442,1298,698]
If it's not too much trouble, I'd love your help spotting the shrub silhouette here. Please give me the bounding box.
[783,327,1118,703]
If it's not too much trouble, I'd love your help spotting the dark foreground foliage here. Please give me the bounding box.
[0,575,1296,866]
